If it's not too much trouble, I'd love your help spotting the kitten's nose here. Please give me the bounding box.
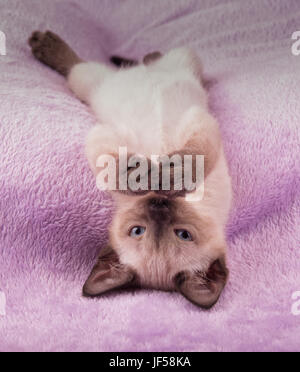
[148,197,170,212]
[148,197,172,233]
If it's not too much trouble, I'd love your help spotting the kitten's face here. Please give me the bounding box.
[83,192,229,309]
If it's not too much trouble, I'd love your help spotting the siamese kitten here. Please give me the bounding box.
[28,31,232,308]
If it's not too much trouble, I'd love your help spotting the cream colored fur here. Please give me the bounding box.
[68,47,232,295]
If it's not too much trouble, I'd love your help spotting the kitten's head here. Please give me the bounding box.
[83,106,229,308]
[83,192,228,309]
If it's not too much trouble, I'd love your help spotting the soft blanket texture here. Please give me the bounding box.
[0,0,300,352]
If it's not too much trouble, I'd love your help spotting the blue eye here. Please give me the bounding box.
[130,226,146,237]
[175,229,193,241]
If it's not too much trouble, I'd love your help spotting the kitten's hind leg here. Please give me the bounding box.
[68,62,115,104]
[155,47,203,81]
[28,30,82,77]
[29,30,115,104]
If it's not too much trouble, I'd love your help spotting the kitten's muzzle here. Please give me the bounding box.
[147,197,173,225]
[148,197,170,211]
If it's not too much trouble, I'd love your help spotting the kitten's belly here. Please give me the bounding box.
[91,66,206,154]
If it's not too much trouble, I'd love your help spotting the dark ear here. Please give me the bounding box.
[174,258,229,309]
[83,246,135,297]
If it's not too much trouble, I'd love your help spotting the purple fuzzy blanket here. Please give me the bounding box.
[0,0,300,352]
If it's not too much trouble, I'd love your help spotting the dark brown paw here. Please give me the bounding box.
[28,30,81,76]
